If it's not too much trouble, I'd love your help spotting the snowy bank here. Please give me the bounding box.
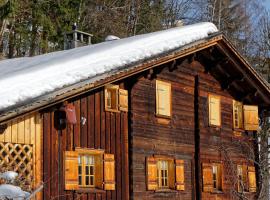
[0,22,218,110]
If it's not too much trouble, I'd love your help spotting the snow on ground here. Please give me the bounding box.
[0,171,18,183]
[0,22,218,110]
[0,184,30,200]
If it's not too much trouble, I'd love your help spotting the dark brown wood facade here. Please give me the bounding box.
[128,49,259,199]
[42,86,129,200]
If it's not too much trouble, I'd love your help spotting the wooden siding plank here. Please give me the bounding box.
[43,113,51,199]
[24,116,31,144]
[17,117,25,144]
[11,119,18,143]
[95,92,101,149]
[3,122,11,142]
[74,100,81,147]
[81,97,88,148]
[88,95,95,148]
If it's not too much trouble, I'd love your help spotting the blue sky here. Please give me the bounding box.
[264,1,270,10]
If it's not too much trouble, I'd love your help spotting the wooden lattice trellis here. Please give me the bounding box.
[0,142,33,181]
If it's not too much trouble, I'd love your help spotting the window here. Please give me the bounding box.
[78,155,95,187]
[237,165,257,193]
[146,156,185,191]
[156,80,171,117]
[64,149,115,191]
[157,160,169,188]
[237,165,247,192]
[212,164,222,191]
[208,94,221,126]
[104,85,128,112]
[202,163,222,192]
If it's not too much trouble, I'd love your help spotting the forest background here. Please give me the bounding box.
[0,0,270,77]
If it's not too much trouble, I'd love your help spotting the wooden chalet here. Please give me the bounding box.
[0,23,269,200]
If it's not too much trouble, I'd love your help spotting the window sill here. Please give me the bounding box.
[105,108,120,113]
[155,189,177,193]
[76,188,106,193]
[210,190,223,194]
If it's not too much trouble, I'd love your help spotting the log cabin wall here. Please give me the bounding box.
[42,86,129,200]
[129,58,257,200]
[0,114,42,200]
[191,61,256,200]
[129,63,196,200]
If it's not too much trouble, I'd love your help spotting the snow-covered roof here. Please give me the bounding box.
[0,22,218,111]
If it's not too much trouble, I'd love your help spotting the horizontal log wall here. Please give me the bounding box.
[129,65,195,200]
[42,86,129,200]
[191,61,256,200]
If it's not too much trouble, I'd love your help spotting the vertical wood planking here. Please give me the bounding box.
[24,116,30,144]
[35,114,42,200]
[17,118,25,144]
[100,91,106,150]
[4,122,12,142]
[95,92,101,149]
[74,99,81,147]
[88,95,95,148]
[116,113,121,200]
[11,119,18,143]
[43,113,51,199]
[81,97,88,148]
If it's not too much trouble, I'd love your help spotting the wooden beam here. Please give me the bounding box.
[216,43,270,104]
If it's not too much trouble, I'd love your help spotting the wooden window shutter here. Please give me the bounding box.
[248,166,256,192]
[202,163,213,192]
[103,153,115,190]
[146,157,158,190]
[208,95,221,126]
[168,159,175,189]
[243,105,259,131]
[156,80,171,117]
[64,151,79,190]
[233,100,243,129]
[175,160,185,191]
[119,89,128,112]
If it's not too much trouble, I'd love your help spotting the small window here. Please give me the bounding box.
[104,85,129,112]
[212,164,222,191]
[64,149,115,191]
[156,80,171,117]
[105,85,119,112]
[208,94,221,126]
[146,156,185,191]
[157,160,169,188]
[237,165,257,193]
[237,165,247,192]
[202,162,222,192]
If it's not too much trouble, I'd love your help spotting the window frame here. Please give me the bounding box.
[75,148,104,189]
[104,84,119,112]
[233,100,244,130]
[157,160,169,189]
[156,80,172,118]
[212,163,222,192]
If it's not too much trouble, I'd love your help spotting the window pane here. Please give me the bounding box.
[86,166,89,175]
[79,176,82,185]
[90,166,94,175]
[90,176,94,186]
[86,176,89,185]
